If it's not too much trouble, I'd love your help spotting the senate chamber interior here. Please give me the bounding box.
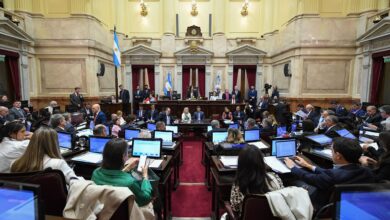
[1,0,390,220]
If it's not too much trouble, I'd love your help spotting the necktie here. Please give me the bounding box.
[139,111,142,117]
[197,112,200,120]
[167,116,170,124]
[238,112,240,117]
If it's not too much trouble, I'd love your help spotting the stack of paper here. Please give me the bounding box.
[263,156,291,173]
[72,153,102,164]
[224,120,233,124]
[76,129,93,137]
[249,141,269,150]
[149,159,163,168]
[360,142,379,150]
[365,131,380,137]
[220,156,238,168]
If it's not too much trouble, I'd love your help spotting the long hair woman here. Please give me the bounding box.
[226,128,244,144]
[0,121,31,173]
[230,144,283,216]
[11,127,77,184]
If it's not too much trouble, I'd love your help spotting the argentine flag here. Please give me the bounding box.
[112,30,121,67]
[164,72,173,95]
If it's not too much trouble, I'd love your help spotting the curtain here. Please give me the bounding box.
[370,50,390,104]
[233,65,256,99]
[131,65,155,93]
[182,65,205,97]
[1,49,20,100]
[182,66,191,97]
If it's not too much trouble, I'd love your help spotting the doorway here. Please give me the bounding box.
[378,62,390,104]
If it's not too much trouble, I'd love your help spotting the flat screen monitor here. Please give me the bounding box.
[105,125,110,136]
[272,138,297,158]
[131,138,162,158]
[212,131,228,143]
[244,129,260,142]
[153,130,173,142]
[124,129,140,140]
[334,184,390,220]
[277,126,287,137]
[306,134,333,146]
[229,123,239,129]
[207,125,212,132]
[89,121,94,130]
[0,180,43,220]
[147,123,156,131]
[88,136,111,153]
[57,131,72,149]
[336,129,356,140]
[166,125,178,134]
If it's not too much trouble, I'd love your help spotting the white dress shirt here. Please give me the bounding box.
[43,155,77,184]
[0,137,29,173]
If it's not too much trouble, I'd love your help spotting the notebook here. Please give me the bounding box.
[71,136,111,164]
[131,138,162,158]
[125,129,140,140]
[153,130,174,146]
[57,131,73,154]
[220,156,238,168]
[244,129,260,142]
[212,131,228,144]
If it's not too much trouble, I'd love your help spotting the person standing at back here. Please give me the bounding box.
[119,84,130,115]
[69,87,84,110]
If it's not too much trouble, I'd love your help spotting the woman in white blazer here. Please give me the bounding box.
[0,121,31,173]
[181,107,192,123]
[11,127,77,184]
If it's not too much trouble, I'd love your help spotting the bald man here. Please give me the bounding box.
[92,104,107,125]
[305,104,318,122]
[364,106,382,127]
[0,106,9,125]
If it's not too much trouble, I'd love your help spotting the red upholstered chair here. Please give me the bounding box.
[0,169,68,216]
[224,194,280,220]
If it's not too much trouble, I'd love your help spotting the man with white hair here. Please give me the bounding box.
[232,85,241,103]
[305,104,318,122]
[0,106,9,125]
[46,100,58,114]
[92,104,107,125]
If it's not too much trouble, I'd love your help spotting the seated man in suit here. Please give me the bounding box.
[0,106,9,125]
[92,104,107,125]
[147,104,159,122]
[49,114,67,132]
[8,100,27,121]
[206,120,226,141]
[192,106,205,121]
[305,104,319,123]
[363,105,382,128]
[366,105,390,132]
[80,103,94,120]
[245,118,259,130]
[348,102,366,119]
[93,124,108,137]
[314,110,335,133]
[136,105,147,121]
[233,106,245,124]
[284,137,375,209]
[159,107,175,125]
[319,115,341,138]
[222,89,231,101]
[257,96,269,112]
[330,101,348,117]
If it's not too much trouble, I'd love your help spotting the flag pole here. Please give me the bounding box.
[114,26,119,103]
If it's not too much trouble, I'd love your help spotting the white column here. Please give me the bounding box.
[205,64,211,97]
[125,58,133,110]
[256,62,263,102]
[361,53,371,102]
[227,58,234,90]
[154,60,161,96]
[176,59,183,95]
[20,52,30,100]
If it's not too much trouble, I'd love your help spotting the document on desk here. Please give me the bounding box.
[360,142,379,150]
[224,120,233,124]
[365,131,380,137]
[220,156,238,168]
[76,129,93,137]
[295,110,307,119]
[250,141,269,150]
[72,153,102,164]
[264,156,291,173]
[162,143,176,149]
[149,159,163,168]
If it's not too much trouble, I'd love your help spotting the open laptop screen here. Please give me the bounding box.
[229,123,239,129]
[89,136,111,153]
[272,139,297,158]
[57,132,72,149]
[336,129,356,140]
[212,131,228,143]
[154,131,173,142]
[131,138,162,158]
[306,134,333,146]
[0,181,41,220]
[166,125,178,134]
[147,123,156,131]
[277,126,287,137]
[244,129,260,142]
[125,129,140,140]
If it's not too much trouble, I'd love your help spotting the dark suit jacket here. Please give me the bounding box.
[120,89,130,104]
[70,92,83,108]
[143,89,150,99]
[159,113,175,125]
[324,125,342,138]
[136,109,147,121]
[133,90,143,102]
[222,93,231,100]
[306,110,318,122]
[192,111,205,120]
[147,109,159,121]
[80,107,93,119]
[258,100,269,110]
[248,90,257,101]
[233,111,245,122]
[365,113,382,126]
[0,115,8,125]
[9,107,26,120]
[231,90,241,102]
[375,157,390,182]
[94,111,107,125]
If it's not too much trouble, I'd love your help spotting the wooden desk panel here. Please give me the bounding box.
[139,100,245,118]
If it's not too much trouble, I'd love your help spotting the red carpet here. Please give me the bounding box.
[171,140,212,217]
[180,141,205,183]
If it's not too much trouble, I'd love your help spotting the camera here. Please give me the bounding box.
[264,83,272,94]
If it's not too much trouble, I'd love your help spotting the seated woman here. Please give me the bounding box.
[10,127,78,184]
[226,128,245,144]
[181,107,192,123]
[111,118,121,138]
[209,91,218,101]
[0,121,32,173]
[230,144,283,216]
[222,107,233,121]
[116,110,126,126]
[92,139,153,207]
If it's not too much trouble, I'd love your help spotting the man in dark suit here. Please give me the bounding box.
[119,84,130,115]
[133,85,143,103]
[364,105,382,127]
[247,86,257,107]
[330,101,348,117]
[159,107,174,125]
[92,104,107,125]
[192,106,205,121]
[143,85,150,100]
[321,115,342,138]
[8,101,27,121]
[147,104,159,122]
[233,106,245,124]
[257,96,269,111]
[69,87,84,110]
[80,103,94,120]
[0,106,9,125]
[136,105,147,121]
[231,86,241,103]
[49,114,67,132]
[305,104,319,123]
[222,89,231,101]
[284,137,375,209]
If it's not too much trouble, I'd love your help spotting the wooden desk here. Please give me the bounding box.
[301,148,333,169]
[176,119,211,137]
[100,103,132,116]
[162,141,182,190]
[140,100,245,118]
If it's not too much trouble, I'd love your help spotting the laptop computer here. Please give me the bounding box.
[277,126,287,137]
[212,131,228,144]
[334,183,390,220]
[147,123,156,131]
[229,123,239,129]
[271,138,297,159]
[153,130,174,146]
[71,136,111,164]
[0,180,43,220]
[125,129,140,140]
[336,129,356,140]
[244,129,260,142]
[166,125,178,134]
[57,131,73,155]
[306,134,333,147]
